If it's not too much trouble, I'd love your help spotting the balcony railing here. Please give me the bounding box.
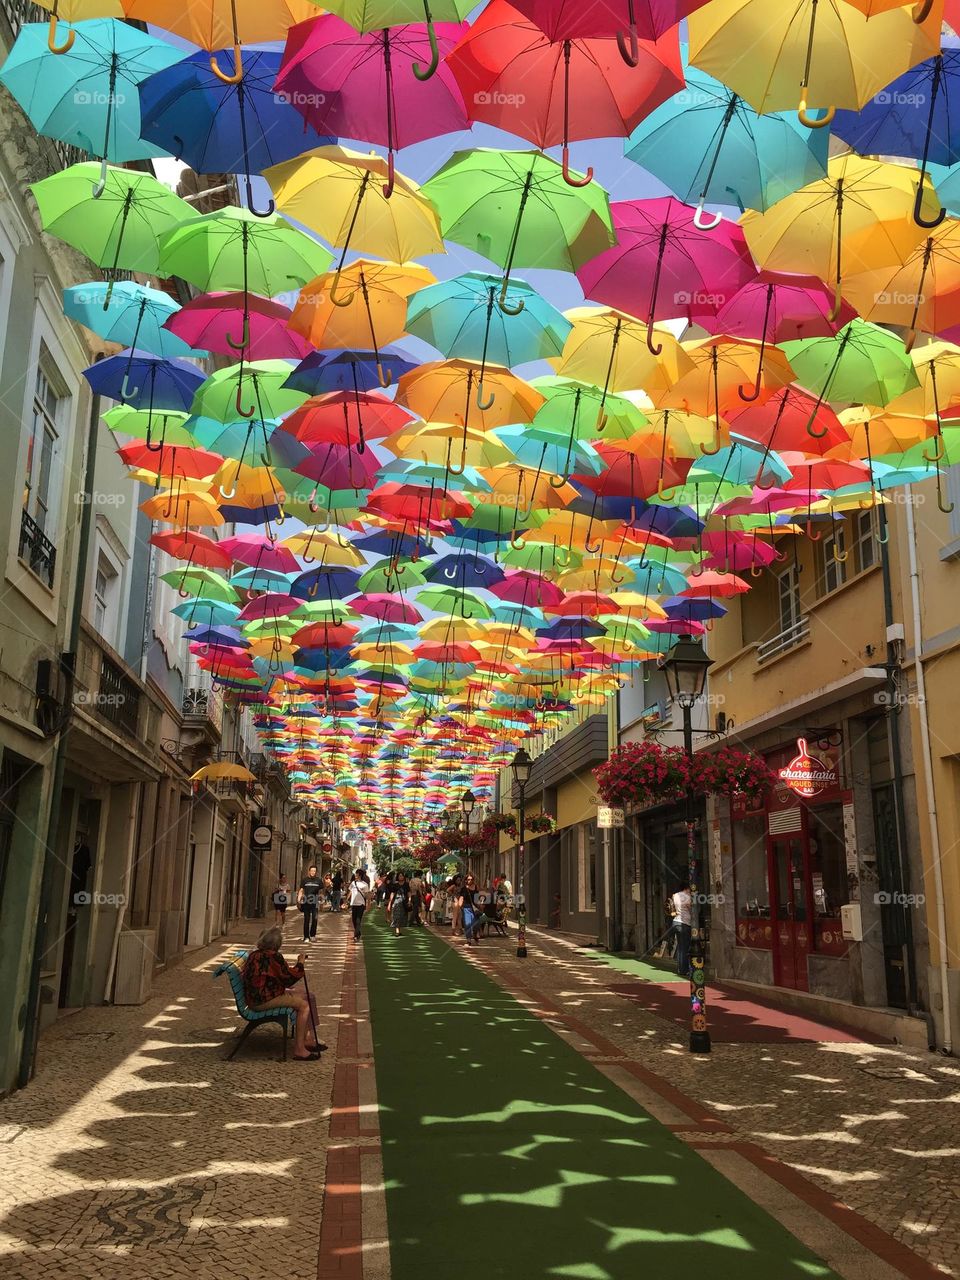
[756,615,811,665]
[182,685,223,734]
[99,655,141,737]
[18,509,56,589]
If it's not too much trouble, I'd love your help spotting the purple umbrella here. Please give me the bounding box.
[576,196,756,355]
[275,15,469,197]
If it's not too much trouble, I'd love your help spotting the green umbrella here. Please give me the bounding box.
[158,205,332,296]
[104,405,197,447]
[323,1,475,79]
[191,360,309,424]
[781,319,921,440]
[31,163,189,304]
[498,541,584,573]
[530,376,648,442]
[422,149,614,315]
[416,586,494,618]
[358,560,429,592]
[159,568,239,602]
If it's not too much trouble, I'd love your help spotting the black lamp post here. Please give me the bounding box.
[511,746,533,958]
[661,633,714,1055]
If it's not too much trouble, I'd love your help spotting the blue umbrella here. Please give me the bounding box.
[291,566,363,601]
[64,281,203,359]
[185,625,249,647]
[0,20,180,195]
[405,272,571,380]
[83,351,205,410]
[172,598,241,626]
[626,58,829,224]
[353,530,433,557]
[230,568,294,593]
[139,47,332,215]
[832,48,960,230]
[661,597,728,622]
[423,553,505,589]
[283,349,417,396]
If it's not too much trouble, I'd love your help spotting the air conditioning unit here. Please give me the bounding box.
[114,929,155,1004]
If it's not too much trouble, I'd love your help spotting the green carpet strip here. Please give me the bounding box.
[574,948,690,983]
[362,915,838,1280]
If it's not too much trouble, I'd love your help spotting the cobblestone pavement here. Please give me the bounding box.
[0,913,349,1280]
[473,927,960,1278]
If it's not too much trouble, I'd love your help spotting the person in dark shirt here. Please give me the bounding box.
[331,868,344,913]
[298,864,322,942]
[459,874,481,947]
[387,872,409,936]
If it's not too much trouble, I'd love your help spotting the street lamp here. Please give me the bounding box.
[661,633,714,1055]
[511,746,533,959]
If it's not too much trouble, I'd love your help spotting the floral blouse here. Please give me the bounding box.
[242,948,304,1006]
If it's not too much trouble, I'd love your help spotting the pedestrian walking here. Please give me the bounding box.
[388,871,409,936]
[298,864,322,942]
[671,880,693,978]
[331,867,344,913]
[349,869,370,941]
[322,871,333,911]
[459,874,481,947]
[450,874,463,936]
[240,927,323,1061]
[408,869,425,927]
[272,874,292,928]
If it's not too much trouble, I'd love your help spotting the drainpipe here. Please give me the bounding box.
[18,364,104,1088]
[878,504,919,1011]
[904,489,952,1053]
[103,781,143,1002]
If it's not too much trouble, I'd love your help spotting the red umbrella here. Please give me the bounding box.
[293,442,382,490]
[511,0,709,49]
[292,621,360,647]
[236,593,300,622]
[351,594,424,624]
[576,196,756,351]
[278,392,414,451]
[118,442,223,480]
[163,292,313,361]
[546,590,621,615]
[489,570,566,608]
[150,530,233,568]
[414,641,484,663]
[728,386,848,461]
[448,0,682,185]
[679,570,749,598]
[577,449,689,499]
[365,482,474,524]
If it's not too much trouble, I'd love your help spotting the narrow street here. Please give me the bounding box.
[0,916,953,1280]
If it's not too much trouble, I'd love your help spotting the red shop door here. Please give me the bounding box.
[769,834,811,991]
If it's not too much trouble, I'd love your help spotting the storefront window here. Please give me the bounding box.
[807,803,848,954]
[733,812,773,949]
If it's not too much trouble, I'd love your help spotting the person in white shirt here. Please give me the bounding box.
[349,870,370,942]
[671,881,693,978]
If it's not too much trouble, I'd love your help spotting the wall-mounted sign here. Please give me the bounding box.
[778,738,839,798]
[597,806,624,829]
[252,824,272,848]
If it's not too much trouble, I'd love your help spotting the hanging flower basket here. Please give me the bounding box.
[525,813,556,835]
[594,741,774,809]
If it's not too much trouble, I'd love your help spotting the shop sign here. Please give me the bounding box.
[597,806,624,829]
[778,738,838,798]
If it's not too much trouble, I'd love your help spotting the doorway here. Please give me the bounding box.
[769,833,811,991]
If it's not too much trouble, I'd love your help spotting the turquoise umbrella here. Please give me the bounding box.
[375,459,493,491]
[405,271,571,380]
[625,57,829,224]
[0,20,180,195]
[64,281,202,359]
[687,436,792,487]
[492,424,606,478]
[172,598,242,627]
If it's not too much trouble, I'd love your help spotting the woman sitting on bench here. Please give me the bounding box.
[241,927,323,1061]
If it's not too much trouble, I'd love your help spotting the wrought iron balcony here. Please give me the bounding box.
[98,655,141,737]
[756,616,811,665]
[18,510,56,589]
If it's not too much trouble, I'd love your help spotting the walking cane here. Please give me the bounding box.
[301,965,321,1051]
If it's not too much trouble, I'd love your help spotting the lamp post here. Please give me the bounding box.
[511,747,533,958]
[661,633,714,1055]
[461,788,476,871]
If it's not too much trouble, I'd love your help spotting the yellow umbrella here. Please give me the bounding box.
[395,360,544,430]
[535,511,622,549]
[123,0,316,81]
[619,408,731,460]
[381,423,517,470]
[418,616,489,642]
[289,259,434,377]
[833,407,936,455]
[741,156,940,317]
[841,220,960,343]
[265,146,444,267]
[190,761,256,782]
[885,342,960,423]
[483,467,580,518]
[550,308,695,397]
[688,0,942,126]
[141,489,224,527]
[280,530,365,565]
[655,336,794,432]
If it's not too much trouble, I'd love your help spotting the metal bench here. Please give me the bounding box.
[213,951,296,1061]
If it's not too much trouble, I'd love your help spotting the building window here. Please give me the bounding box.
[91,549,120,647]
[853,510,876,573]
[733,812,771,932]
[23,346,64,536]
[776,565,802,635]
[820,526,847,595]
[577,820,597,911]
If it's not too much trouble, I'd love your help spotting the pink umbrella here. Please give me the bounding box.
[678,569,749,598]
[576,196,756,353]
[448,0,682,183]
[236,593,301,622]
[163,293,313,361]
[511,0,710,50]
[697,530,780,573]
[716,487,822,517]
[293,442,382,490]
[696,272,856,402]
[219,532,300,573]
[275,16,469,196]
[351,594,424,624]
[489,570,565,608]
[644,617,706,633]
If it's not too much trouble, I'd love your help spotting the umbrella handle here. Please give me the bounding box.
[831,538,848,563]
[47,12,75,53]
[753,465,777,490]
[92,156,108,200]
[610,565,625,584]
[210,46,244,86]
[549,472,568,489]
[699,427,721,456]
[738,373,761,403]
[447,451,466,476]
[382,151,395,200]
[804,519,821,542]
[218,481,237,499]
[874,515,889,545]
[583,533,603,554]
[245,177,275,218]
[510,531,527,549]
[645,318,662,356]
[913,0,934,20]
[225,315,250,352]
[235,382,255,418]
[120,373,140,402]
[937,472,955,514]
[377,361,393,388]
[476,380,495,411]
[750,563,763,578]
[656,477,676,502]
[692,200,723,231]
[498,278,525,316]
[616,21,639,67]
[330,271,356,308]
[412,11,440,80]
[913,183,946,229]
[923,433,945,463]
[797,96,834,129]
[562,147,593,188]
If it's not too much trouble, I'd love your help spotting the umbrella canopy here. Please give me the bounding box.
[288,259,435,359]
[64,280,201,359]
[163,292,312,362]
